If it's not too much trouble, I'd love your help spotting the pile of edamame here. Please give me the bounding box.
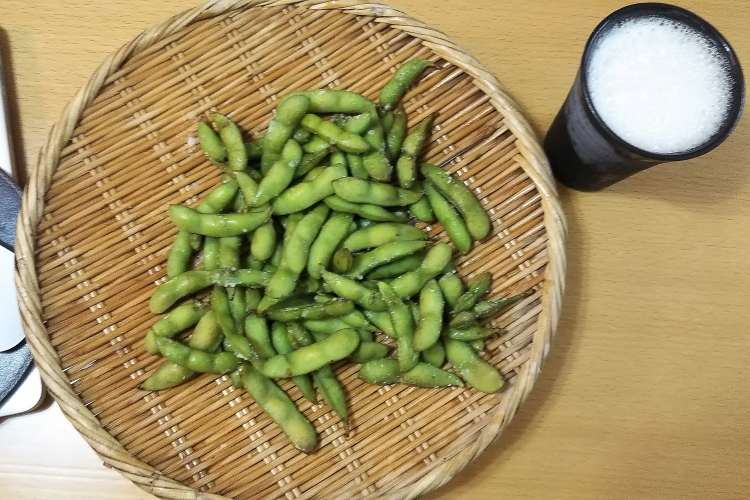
[143,60,530,453]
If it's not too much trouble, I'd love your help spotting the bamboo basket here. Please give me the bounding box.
[15,1,566,499]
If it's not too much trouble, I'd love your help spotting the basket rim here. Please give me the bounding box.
[14,1,567,499]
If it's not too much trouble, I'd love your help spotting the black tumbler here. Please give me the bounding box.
[545,3,745,192]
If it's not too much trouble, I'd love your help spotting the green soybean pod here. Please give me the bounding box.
[320,270,388,311]
[385,107,407,161]
[285,204,330,275]
[245,313,275,359]
[144,302,208,354]
[446,324,498,341]
[165,231,195,279]
[197,121,227,162]
[245,288,262,312]
[349,341,390,364]
[331,248,353,274]
[366,251,425,280]
[293,89,376,115]
[294,148,331,179]
[169,204,272,237]
[270,323,317,403]
[342,113,373,135]
[212,286,258,362]
[408,188,436,223]
[155,336,238,374]
[346,153,369,179]
[245,137,264,159]
[209,268,269,288]
[250,222,277,263]
[259,328,361,378]
[300,114,370,153]
[380,111,395,134]
[332,178,421,206]
[253,139,304,207]
[378,282,418,373]
[218,236,242,269]
[287,323,349,429]
[273,163,348,215]
[167,180,239,277]
[413,280,444,352]
[362,310,397,338]
[379,59,434,112]
[140,311,223,391]
[396,114,434,189]
[420,163,491,240]
[468,339,485,352]
[233,171,260,204]
[453,272,492,313]
[445,338,503,393]
[303,318,353,336]
[150,270,214,314]
[401,362,463,388]
[424,182,472,254]
[257,264,299,314]
[358,358,400,385]
[388,242,453,298]
[438,271,465,310]
[307,211,355,279]
[292,127,312,144]
[342,222,427,252]
[239,363,317,453]
[265,298,354,322]
[346,240,428,279]
[202,236,221,271]
[323,195,408,223]
[212,113,248,171]
[362,151,393,183]
[421,340,446,368]
[302,135,331,154]
[261,93,311,173]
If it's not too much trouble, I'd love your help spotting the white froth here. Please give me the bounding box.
[587,17,732,154]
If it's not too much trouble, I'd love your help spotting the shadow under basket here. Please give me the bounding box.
[15,1,566,499]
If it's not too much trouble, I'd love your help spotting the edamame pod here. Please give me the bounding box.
[396,114,434,189]
[144,302,208,354]
[342,222,427,252]
[379,59,434,112]
[332,178,421,206]
[169,204,271,237]
[300,114,370,153]
[421,163,491,240]
[425,182,472,254]
[378,282,418,372]
[321,270,388,311]
[213,113,248,171]
[323,195,408,222]
[261,94,310,173]
[346,240,427,279]
[270,323,317,403]
[253,139,304,206]
[273,164,347,215]
[453,272,492,313]
[239,363,317,453]
[141,311,223,391]
[388,242,453,298]
[445,338,503,393]
[307,211,355,279]
[412,280,444,352]
[155,336,238,374]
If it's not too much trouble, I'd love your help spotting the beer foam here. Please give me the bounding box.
[586,17,732,154]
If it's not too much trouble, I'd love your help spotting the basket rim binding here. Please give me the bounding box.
[14,1,567,499]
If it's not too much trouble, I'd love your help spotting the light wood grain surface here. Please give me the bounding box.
[1,1,749,499]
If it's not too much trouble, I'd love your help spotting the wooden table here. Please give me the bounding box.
[1,1,749,498]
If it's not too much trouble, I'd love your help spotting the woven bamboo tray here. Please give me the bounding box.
[15,1,566,499]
